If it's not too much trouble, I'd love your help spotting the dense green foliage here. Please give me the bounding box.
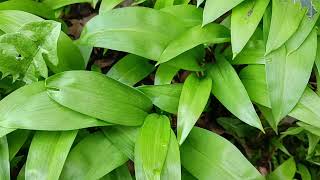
[0,0,319,179]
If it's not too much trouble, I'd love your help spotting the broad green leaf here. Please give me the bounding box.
[102,126,140,160]
[135,114,171,180]
[208,56,263,131]
[99,0,124,13]
[79,7,186,60]
[298,122,320,137]
[286,0,320,53]
[7,130,30,160]
[137,84,182,114]
[174,0,190,5]
[100,164,132,180]
[177,74,212,144]
[203,0,245,26]
[135,130,181,180]
[217,117,257,138]
[297,164,311,180]
[265,0,305,54]
[231,0,269,57]
[258,105,277,132]
[240,65,320,129]
[265,28,317,123]
[60,131,128,180]
[158,24,230,64]
[154,0,174,10]
[107,54,155,86]
[231,40,266,65]
[0,136,9,180]
[46,71,152,126]
[0,81,108,130]
[306,132,320,157]
[42,0,98,9]
[267,158,296,180]
[155,64,179,85]
[160,5,203,27]
[0,0,55,19]
[25,131,77,180]
[181,127,263,180]
[263,4,271,44]
[0,127,15,138]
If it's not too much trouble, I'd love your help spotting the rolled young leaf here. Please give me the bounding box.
[181,127,264,180]
[208,56,263,131]
[177,73,212,144]
[265,28,317,123]
[0,81,109,130]
[46,71,153,126]
[135,114,171,180]
[25,131,77,180]
[60,131,128,179]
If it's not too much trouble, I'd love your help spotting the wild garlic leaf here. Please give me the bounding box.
[267,158,296,180]
[208,56,264,131]
[0,81,109,130]
[0,136,9,180]
[25,131,77,180]
[203,0,246,26]
[135,114,171,180]
[181,127,264,180]
[265,28,317,124]
[46,71,153,126]
[231,0,270,57]
[42,0,98,9]
[99,0,124,13]
[60,131,128,180]
[7,130,31,160]
[177,74,212,144]
[155,64,179,85]
[100,164,132,180]
[154,0,174,10]
[265,0,305,54]
[137,84,182,114]
[231,40,266,65]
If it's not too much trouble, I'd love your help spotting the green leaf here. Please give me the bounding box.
[7,130,31,160]
[181,127,263,180]
[0,0,55,19]
[203,0,245,26]
[25,131,77,180]
[60,131,128,179]
[208,56,263,131]
[267,158,296,180]
[0,127,15,138]
[297,164,311,180]
[265,0,305,54]
[102,126,140,160]
[155,64,179,85]
[79,7,186,60]
[231,0,270,57]
[265,28,317,123]
[46,71,152,126]
[231,40,266,65]
[137,84,182,114]
[286,0,320,53]
[154,0,174,10]
[100,164,132,180]
[135,114,171,180]
[177,73,212,144]
[0,136,9,180]
[42,0,98,9]
[158,24,230,64]
[107,54,155,86]
[0,81,108,130]
[99,0,124,13]
[217,117,257,138]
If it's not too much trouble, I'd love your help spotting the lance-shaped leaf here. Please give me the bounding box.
[265,0,305,54]
[0,128,15,138]
[208,56,263,131]
[265,28,317,123]
[135,114,171,180]
[102,126,140,160]
[137,84,182,114]
[154,0,174,10]
[25,131,77,180]
[181,127,264,179]
[135,129,181,180]
[155,64,179,85]
[231,40,266,65]
[158,24,230,64]
[0,81,108,130]
[267,158,296,180]
[107,54,155,86]
[99,0,124,13]
[0,136,9,180]
[42,0,98,9]
[203,0,246,26]
[100,164,132,180]
[231,0,270,57]
[7,130,31,160]
[46,71,153,126]
[60,131,128,179]
[78,7,186,60]
[286,0,320,53]
[177,74,212,144]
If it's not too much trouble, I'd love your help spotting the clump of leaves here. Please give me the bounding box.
[0,0,319,179]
